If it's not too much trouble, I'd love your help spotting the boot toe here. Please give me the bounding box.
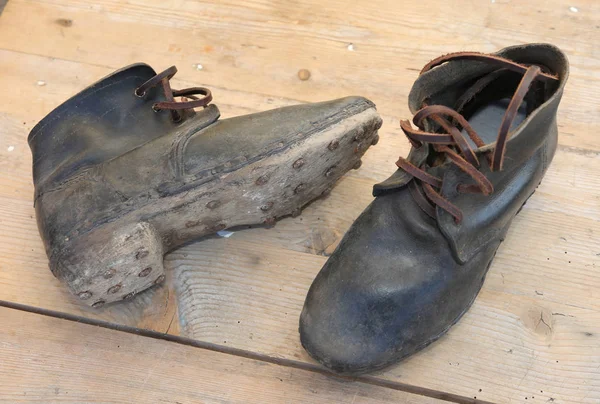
[299,279,416,374]
[298,191,478,374]
[300,304,396,374]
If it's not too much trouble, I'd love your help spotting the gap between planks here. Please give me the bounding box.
[0,299,492,404]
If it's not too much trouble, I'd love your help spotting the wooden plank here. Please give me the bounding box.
[0,0,598,151]
[170,214,600,404]
[3,87,599,302]
[0,306,445,404]
[1,47,600,402]
[0,0,599,402]
[0,48,598,217]
[3,99,600,402]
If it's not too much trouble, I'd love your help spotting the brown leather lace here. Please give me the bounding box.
[135,66,213,122]
[397,53,559,223]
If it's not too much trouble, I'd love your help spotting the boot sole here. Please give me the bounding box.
[58,107,382,307]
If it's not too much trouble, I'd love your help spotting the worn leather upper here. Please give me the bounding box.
[28,63,376,267]
[300,44,569,374]
[28,64,192,193]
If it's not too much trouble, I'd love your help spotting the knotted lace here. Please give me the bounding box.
[397,53,559,223]
[135,66,213,122]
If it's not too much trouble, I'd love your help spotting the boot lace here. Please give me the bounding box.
[134,66,213,122]
[397,53,559,223]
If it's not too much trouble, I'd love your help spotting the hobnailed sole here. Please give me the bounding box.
[59,107,382,307]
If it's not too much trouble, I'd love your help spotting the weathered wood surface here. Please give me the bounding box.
[0,306,446,404]
[0,0,599,402]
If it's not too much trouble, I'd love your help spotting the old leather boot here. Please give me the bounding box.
[30,64,382,307]
[300,44,568,374]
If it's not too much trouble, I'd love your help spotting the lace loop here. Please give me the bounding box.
[491,65,541,171]
[400,120,453,146]
[397,53,558,222]
[134,66,213,121]
[154,87,213,111]
[396,157,442,188]
[420,52,558,82]
[415,107,480,167]
[135,66,177,96]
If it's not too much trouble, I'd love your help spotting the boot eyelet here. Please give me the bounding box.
[455,183,463,193]
[134,89,146,98]
[152,104,161,112]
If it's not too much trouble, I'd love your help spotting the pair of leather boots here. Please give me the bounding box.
[29,43,568,374]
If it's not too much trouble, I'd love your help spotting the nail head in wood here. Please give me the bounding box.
[255,175,269,185]
[138,267,152,277]
[78,291,92,300]
[293,158,305,169]
[103,268,116,279]
[206,200,221,209]
[107,284,122,294]
[260,202,274,211]
[92,300,105,308]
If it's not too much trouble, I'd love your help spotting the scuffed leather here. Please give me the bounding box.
[300,189,498,373]
[29,64,187,195]
[300,43,569,374]
[29,64,376,277]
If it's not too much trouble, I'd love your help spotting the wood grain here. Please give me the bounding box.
[0,306,444,404]
[0,0,599,151]
[0,0,600,150]
[170,214,600,403]
[0,0,599,402]
[1,50,600,401]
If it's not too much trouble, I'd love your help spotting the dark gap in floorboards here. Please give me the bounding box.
[0,299,492,404]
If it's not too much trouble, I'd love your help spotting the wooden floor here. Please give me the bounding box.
[0,0,599,403]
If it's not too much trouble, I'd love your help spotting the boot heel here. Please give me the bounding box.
[53,221,165,307]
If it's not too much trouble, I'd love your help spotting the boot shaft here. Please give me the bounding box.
[28,63,198,194]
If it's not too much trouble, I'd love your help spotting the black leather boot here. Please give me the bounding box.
[29,64,382,307]
[300,44,568,374]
